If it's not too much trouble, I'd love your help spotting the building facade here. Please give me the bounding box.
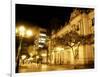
[50,9,94,65]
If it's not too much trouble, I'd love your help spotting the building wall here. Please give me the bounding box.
[51,9,94,65]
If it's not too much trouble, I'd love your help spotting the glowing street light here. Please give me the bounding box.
[26,29,33,37]
[18,26,26,37]
[16,25,33,73]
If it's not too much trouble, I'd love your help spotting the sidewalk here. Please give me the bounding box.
[19,63,94,73]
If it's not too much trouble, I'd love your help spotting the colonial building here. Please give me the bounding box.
[50,8,94,65]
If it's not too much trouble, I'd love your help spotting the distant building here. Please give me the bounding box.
[36,28,48,63]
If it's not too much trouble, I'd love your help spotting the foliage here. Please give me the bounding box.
[52,31,94,60]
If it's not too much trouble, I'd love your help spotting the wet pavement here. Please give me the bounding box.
[19,63,94,73]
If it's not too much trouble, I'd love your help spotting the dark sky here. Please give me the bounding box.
[16,4,73,31]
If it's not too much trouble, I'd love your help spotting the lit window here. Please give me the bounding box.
[39,33,46,37]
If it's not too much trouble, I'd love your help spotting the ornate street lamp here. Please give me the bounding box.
[16,25,33,73]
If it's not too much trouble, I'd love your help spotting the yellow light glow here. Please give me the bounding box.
[38,45,44,48]
[26,30,33,37]
[21,55,26,60]
[28,57,33,60]
[39,33,46,36]
[39,40,46,43]
[41,53,47,57]
[52,52,54,55]
[16,28,18,34]
[30,53,33,57]
[36,56,39,59]
[56,47,64,51]
[42,64,47,69]
[39,38,46,41]
[18,26,26,37]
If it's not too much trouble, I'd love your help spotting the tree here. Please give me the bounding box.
[62,31,81,60]
[53,31,81,59]
[51,31,94,65]
[50,31,80,64]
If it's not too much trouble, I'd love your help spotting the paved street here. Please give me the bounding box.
[19,63,93,73]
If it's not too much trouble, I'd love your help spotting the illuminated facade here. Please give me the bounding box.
[51,9,94,65]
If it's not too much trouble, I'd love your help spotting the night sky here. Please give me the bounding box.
[16,4,73,32]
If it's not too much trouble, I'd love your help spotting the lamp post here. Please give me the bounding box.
[16,26,25,73]
[16,26,33,73]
